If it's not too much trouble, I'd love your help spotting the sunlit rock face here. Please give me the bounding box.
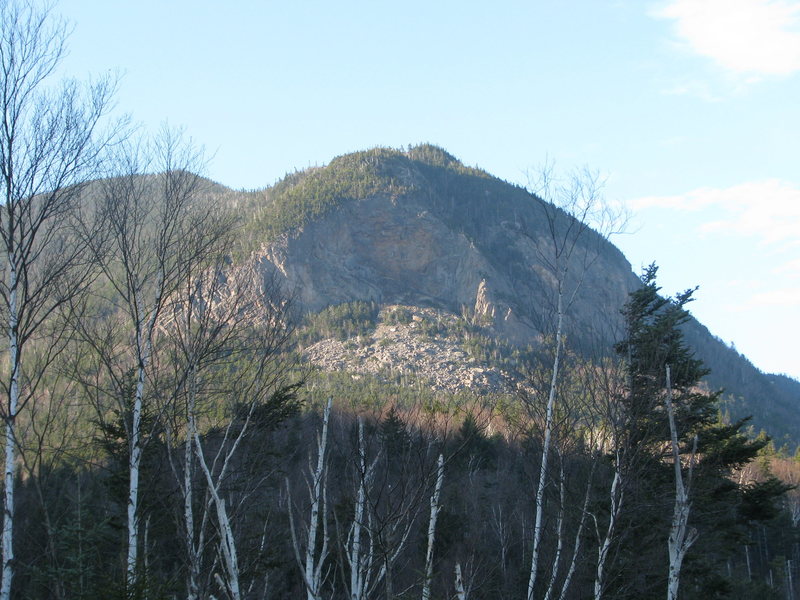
[247,145,800,443]
[258,157,636,350]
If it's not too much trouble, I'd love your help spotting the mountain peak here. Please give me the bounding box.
[237,145,800,444]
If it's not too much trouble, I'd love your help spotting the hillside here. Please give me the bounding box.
[254,146,634,342]
[215,144,799,444]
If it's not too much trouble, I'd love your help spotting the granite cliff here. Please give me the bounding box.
[225,145,799,444]
[254,146,636,348]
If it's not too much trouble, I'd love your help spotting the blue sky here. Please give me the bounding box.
[56,0,799,379]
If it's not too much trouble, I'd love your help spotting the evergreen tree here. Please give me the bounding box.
[610,265,789,599]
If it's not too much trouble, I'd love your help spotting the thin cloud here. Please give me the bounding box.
[660,80,723,101]
[628,179,800,246]
[697,180,800,245]
[747,287,800,306]
[773,257,800,277]
[724,286,800,313]
[654,0,800,77]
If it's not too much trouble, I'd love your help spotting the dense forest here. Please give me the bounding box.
[1,2,799,599]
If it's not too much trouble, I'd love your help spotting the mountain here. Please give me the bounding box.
[221,144,799,445]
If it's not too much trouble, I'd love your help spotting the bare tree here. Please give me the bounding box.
[522,164,624,600]
[75,127,227,591]
[368,410,435,600]
[523,356,601,600]
[159,257,296,600]
[421,453,444,600]
[579,356,630,600]
[288,397,333,600]
[336,405,445,600]
[489,506,511,580]
[340,416,379,600]
[0,2,115,597]
[453,561,472,600]
[665,364,698,600]
[555,452,594,600]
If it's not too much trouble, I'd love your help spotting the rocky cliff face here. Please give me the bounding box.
[262,193,494,322]
[241,145,799,444]
[258,149,637,350]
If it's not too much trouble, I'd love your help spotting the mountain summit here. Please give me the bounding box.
[254,146,634,342]
[233,145,798,443]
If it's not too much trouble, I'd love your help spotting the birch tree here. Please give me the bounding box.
[543,445,596,600]
[76,127,226,591]
[337,407,437,600]
[525,358,601,600]
[555,453,594,600]
[160,259,296,599]
[421,453,444,600]
[340,416,379,600]
[592,450,623,600]
[454,562,467,600]
[665,364,698,600]
[0,2,114,597]
[369,409,432,600]
[584,360,629,600]
[522,164,624,600]
[288,397,333,600]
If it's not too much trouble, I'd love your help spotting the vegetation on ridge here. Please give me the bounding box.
[243,144,510,246]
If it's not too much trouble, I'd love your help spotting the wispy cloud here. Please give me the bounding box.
[773,257,800,277]
[660,80,723,101]
[742,287,800,307]
[629,179,800,247]
[654,0,800,77]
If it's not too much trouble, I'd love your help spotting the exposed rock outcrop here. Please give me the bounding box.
[302,306,511,394]
[257,158,637,351]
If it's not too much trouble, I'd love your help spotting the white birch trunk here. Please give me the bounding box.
[528,285,564,600]
[745,545,751,580]
[1,276,19,600]
[185,355,268,600]
[126,339,146,588]
[421,453,445,600]
[490,507,509,577]
[786,559,794,599]
[194,430,241,600]
[454,562,467,600]
[127,285,159,590]
[594,457,623,600]
[289,397,332,600]
[557,459,594,600]
[305,397,331,600]
[665,365,698,600]
[348,417,370,600]
[544,458,566,600]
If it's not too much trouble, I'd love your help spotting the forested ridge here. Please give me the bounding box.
[1,2,799,599]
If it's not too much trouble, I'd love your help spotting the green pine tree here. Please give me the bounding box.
[610,265,791,599]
